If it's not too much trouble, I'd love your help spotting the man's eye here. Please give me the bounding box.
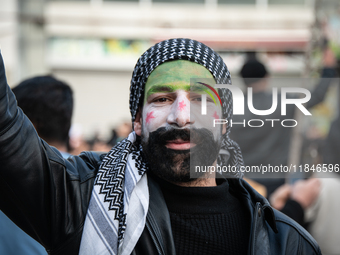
[154,97,169,102]
[192,97,202,102]
[192,96,214,103]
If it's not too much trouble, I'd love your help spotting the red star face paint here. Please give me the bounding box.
[146,111,155,124]
[178,100,187,111]
[213,111,220,120]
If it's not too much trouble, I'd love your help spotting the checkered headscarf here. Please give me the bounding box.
[129,38,244,177]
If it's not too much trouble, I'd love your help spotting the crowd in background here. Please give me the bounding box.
[68,121,132,155]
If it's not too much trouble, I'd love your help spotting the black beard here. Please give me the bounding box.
[141,127,221,183]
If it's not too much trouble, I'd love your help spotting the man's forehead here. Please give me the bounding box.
[144,60,215,97]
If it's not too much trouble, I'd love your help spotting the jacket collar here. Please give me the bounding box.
[228,178,278,233]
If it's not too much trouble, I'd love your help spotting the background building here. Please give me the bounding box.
[0,0,336,140]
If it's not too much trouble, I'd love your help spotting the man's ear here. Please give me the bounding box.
[134,108,142,136]
[222,123,227,135]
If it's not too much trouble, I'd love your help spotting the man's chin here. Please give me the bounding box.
[147,152,210,184]
[141,127,220,184]
[147,166,194,184]
[148,166,215,187]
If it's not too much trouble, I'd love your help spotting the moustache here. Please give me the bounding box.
[148,127,216,148]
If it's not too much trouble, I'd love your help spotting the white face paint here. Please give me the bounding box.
[140,60,223,150]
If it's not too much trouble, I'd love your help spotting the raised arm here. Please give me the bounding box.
[0,52,17,130]
[0,50,56,248]
[0,51,96,253]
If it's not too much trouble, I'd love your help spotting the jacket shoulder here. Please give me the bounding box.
[67,151,106,182]
[42,140,105,183]
[232,178,321,254]
[272,209,321,255]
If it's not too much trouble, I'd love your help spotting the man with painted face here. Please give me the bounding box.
[0,39,321,255]
[138,60,224,185]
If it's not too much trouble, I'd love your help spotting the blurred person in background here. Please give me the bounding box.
[269,178,321,227]
[232,47,339,248]
[301,83,340,254]
[269,54,340,252]
[68,124,91,156]
[12,75,73,158]
[0,75,73,255]
[230,47,337,197]
[91,139,112,152]
[107,128,118,147]
[303,172,340,255]
[87,132,112,152]
[323,117,340,166]
[107,121,132,146]
[0,39,322,254]
[270,145,340,254]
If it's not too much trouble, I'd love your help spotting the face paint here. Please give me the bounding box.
[189,81,223,139]
[196,82,222,106]
[140,60,224,182]
[178,100,186,111]
[146,84,191,100]
[213,111,220,120]
[142,60,219,138]
[146,111,155,124]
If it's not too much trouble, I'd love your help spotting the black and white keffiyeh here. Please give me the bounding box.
[80,132,149,255]
[129,38,244,174]
[80,38,244,255]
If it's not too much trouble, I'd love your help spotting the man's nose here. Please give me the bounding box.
[167,93,193,127]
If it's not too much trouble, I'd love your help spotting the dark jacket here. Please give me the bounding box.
[0,52,321,255]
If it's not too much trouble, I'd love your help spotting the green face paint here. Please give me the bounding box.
[146,84,191,99]
[144,60,216,103]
